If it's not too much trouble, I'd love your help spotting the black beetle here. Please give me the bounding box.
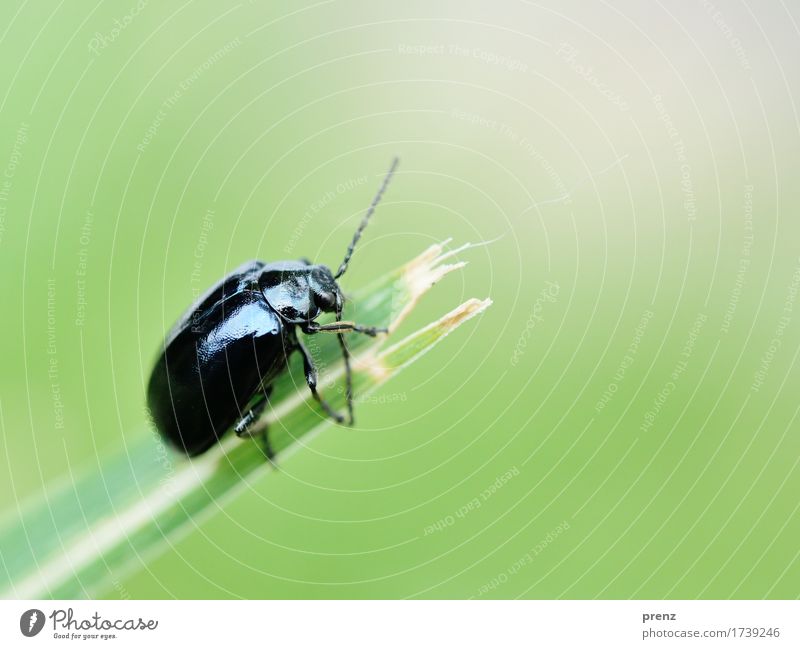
[147,158,399,457]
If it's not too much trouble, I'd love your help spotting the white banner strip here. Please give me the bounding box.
[1,600,797,648]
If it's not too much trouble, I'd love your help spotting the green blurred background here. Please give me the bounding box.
[1,0,799,598]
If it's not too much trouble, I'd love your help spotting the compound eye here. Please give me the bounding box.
[314,290,337,312]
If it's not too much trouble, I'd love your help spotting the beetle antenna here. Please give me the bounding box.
[334,157,399,279]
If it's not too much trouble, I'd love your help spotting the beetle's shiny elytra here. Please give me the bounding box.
[147,158,399,457]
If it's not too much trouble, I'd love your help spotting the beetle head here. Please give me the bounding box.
[263,158,398,326]
[259,261,342,324]
[308,264,344,315]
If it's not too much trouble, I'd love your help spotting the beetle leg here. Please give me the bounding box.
[337,332,355,426]
[297,337,347,424]
[261,428,275,461]
[304,321,388,337]
[234,385,272,438]
[233,397,268,438]
[301,321,385,425]
[234,396,277,461]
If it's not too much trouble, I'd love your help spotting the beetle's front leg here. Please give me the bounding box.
[303,321,388,337]
[297,337,348,424]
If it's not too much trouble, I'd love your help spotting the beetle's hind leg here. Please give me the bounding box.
[234,396,268,438]
[260,426,275,461]
[234,391,275,460]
